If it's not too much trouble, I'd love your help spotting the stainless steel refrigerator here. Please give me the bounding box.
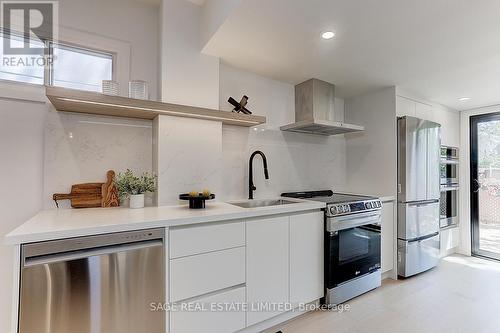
[397,116,441,277]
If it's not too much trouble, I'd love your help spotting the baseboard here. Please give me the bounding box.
[382,269,396,280]
[236,301,319,333]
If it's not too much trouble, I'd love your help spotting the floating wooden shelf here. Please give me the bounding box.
[46,86,266,127]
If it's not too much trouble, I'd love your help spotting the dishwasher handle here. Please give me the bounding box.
[23,239,163,267]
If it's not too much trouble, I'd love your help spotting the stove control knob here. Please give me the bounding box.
[330,206,338,215]
[366,202,372,209]
[344,204,350,212]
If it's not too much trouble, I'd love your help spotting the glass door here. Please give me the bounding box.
[471,112,500,260]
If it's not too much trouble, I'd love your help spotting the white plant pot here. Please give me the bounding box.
[129,194,145,209]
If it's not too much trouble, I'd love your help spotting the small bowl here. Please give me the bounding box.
[179,193,215,209]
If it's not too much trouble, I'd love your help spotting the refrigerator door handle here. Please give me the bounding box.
[407,232,440,243]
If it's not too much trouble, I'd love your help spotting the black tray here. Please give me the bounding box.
[179,193,215,209]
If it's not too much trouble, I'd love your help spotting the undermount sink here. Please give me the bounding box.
[229,199,296,209]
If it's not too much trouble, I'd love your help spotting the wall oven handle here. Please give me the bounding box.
[441,185,459,191]
[23,239,163,267]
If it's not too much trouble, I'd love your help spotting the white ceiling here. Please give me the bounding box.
[202,0,500,110]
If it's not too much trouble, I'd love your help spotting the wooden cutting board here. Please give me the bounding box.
[53,170,119,208]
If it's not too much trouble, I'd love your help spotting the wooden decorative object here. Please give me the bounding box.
[53,170,119,208]
[101,170,119,207]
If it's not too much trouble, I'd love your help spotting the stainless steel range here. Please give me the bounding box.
[282,190,382,305]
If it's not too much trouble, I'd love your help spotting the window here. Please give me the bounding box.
[0,32,45,85]
[50,43,113,92]
[0,32,114,92]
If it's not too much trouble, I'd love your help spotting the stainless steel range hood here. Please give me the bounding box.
[280,79,364,136]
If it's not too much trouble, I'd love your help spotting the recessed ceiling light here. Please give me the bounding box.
[321,31,335,40]
[458,97,471,102]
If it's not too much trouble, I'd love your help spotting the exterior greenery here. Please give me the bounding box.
[478,120,500,168]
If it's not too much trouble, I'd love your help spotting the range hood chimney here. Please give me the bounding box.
[280,79,364,135]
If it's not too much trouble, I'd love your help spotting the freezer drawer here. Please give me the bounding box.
[397,234,440,277]
[398,201,440,240]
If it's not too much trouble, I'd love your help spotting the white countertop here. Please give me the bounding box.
[5,198,325,245]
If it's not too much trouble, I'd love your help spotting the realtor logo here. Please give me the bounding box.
[1,1,58,55]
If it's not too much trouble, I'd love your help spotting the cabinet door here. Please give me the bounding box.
[381,201,394,273]
[415,101,432,121]
[170,287,246,333]
[440,227,459,257]
[246,216,289,326]
[396,96,416,117]
[290,211,324,306]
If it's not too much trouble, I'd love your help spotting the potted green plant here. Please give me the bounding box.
[115,169,156,209]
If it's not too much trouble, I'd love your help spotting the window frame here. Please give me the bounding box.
[47,40,116,91]
[0,27,117,91]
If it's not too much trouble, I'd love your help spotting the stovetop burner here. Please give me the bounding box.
[281,190,382,217]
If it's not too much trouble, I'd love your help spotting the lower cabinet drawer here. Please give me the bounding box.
[170,247,245,302]
[170,221,245,258]
[170,287,246,333]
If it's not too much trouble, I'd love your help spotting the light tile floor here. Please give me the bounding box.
[480,223,500,254]
[268,255,500,333]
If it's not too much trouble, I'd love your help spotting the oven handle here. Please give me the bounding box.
[327,211,382,232]
[441,185,459,191]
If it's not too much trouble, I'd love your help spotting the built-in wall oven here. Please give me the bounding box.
[440,185,459,228]
[440,146,459,228]
[440,146,459,186]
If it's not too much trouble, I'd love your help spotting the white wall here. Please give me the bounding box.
[59,0,160,100]
[161,0,219,108]
[344,87,397,197]
[458,104,500,255]
[200,0,242,50]
[0,99,47,333]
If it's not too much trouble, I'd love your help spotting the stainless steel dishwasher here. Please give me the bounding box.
[18,228,165,333]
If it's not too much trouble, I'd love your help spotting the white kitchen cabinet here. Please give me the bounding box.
[170,287,246,333]
[433,105,460,147]
[415,101,433,122]
[170,247,245,302]
[246,215,289,326]
[170,221,245,258]
[289,211,324,306]
[396,96,416,117]
[440,227,459,257]
[381,200,395,273]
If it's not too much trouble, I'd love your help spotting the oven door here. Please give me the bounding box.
[440,185,459,228]
[440,161,458,185]
[325,214,381,289]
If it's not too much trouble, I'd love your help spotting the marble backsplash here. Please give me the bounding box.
[43,110,153,209]
[154,115,223,206]
[220,125,346,201]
